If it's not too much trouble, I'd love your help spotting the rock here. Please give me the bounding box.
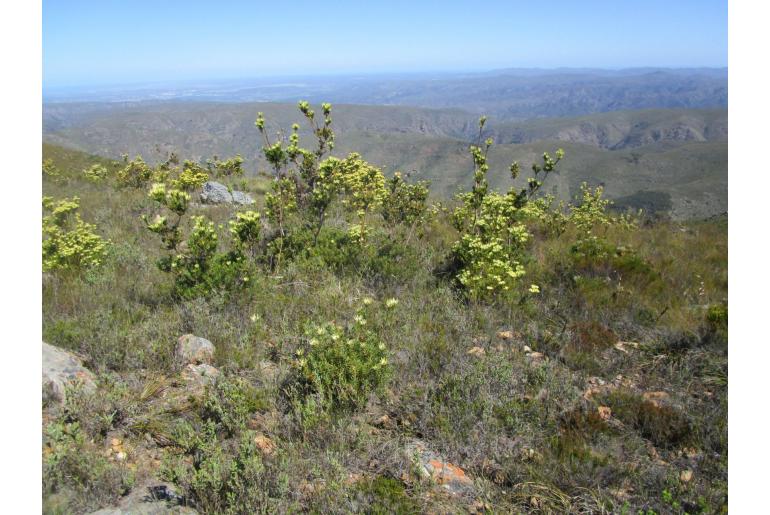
[614,341,640,353]
[42,341,96,406]
[231,190,255,205]
[175,335,215,366]
[466,346,486,357]
[199,181,254,206]
[527,352,544,362]
[496,330,514,340]
[406,440,474,496]
[643,391,670,406]
[523,345,532,353]
[88,482,197,514]
[253,433,276,456]
[597,406,612,420]
[199,181,232,204]
[181,363,220,387]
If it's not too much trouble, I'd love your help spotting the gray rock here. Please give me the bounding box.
[174,334,215,366]
[42,341,96,406]
[231,190,255,205]
[199,181,232,204]
[199,181,254,206]
[88,483,197,514]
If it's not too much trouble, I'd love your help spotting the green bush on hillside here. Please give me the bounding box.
[42,196,109,272]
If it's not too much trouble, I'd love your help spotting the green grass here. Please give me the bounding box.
[42,143,727,514]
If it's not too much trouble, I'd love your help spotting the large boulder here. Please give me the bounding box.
[231,190,255,206]
[174,334,215,366]
[42,341,96,406]
[199,181,231,204]
[199,181,254,206]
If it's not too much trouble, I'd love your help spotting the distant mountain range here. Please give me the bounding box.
[44,67,727,120]
[43,100,727,219]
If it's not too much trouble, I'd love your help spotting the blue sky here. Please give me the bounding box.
[43,0,727,87]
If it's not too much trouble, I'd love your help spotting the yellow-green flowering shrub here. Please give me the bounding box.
[568,183,640,266]
[229,210,262,257]
[381,172,430,227]
[116,156,154,188]
[145,183,246,298]
[521,193,569,237]
[570,183,614,234]
[43,158,60,178]
[336,153,387,243]
[171,161,209,191]
[208,155,244,177]
[264,177,297,238]
[289,316,390,418]
[450,116,564,298]
[82,164,109,182]
[42,196,109,272]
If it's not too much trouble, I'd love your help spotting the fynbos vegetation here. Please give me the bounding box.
[42,102,727,514]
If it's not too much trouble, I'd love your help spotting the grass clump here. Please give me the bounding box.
[603,390,691,448]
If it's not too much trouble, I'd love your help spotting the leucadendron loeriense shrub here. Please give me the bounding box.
[450,116,564,299]
[42,196,110,272]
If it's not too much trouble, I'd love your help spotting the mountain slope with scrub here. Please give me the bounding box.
[42,103,727,514]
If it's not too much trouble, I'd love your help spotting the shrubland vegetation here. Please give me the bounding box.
[42,102,727,514]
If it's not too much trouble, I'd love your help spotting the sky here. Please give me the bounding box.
[43,0,727,88]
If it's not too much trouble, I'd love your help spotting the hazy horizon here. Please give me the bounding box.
[44,0,727,89]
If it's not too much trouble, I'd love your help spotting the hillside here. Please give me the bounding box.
[43,103,727,219]
[41,140,728,514]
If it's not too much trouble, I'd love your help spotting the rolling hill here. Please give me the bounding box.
[42,102,727,219]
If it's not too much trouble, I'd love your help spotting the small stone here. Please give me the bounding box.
[523,345,532,353]
[182,363,220,387]
[254,434,276,456]
[528,352,544,360]
[497,330,514,340]
[111,438,121,447]
[175,334,215,366]
[115,451,127,462]
[643,391,670,406]
[680,469,693,482]
[467,346,486,357]
[597,406,612,420]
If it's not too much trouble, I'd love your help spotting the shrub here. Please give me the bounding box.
[117,155,154,188]
[603,390,691,448]
[83,163,109,182]
[201,376,267,437]
[43,158,60,178]
[352,476,420,514]
[229,210,262,258]
[171,160,209,191]
[382,172,430,227]
[42,196,109,272]
[43,420,134,513]
[208,154,245,177]
[288,318,390,419]
[450,116,564,298]
[163,427,269,514]
[706,303,728,332]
